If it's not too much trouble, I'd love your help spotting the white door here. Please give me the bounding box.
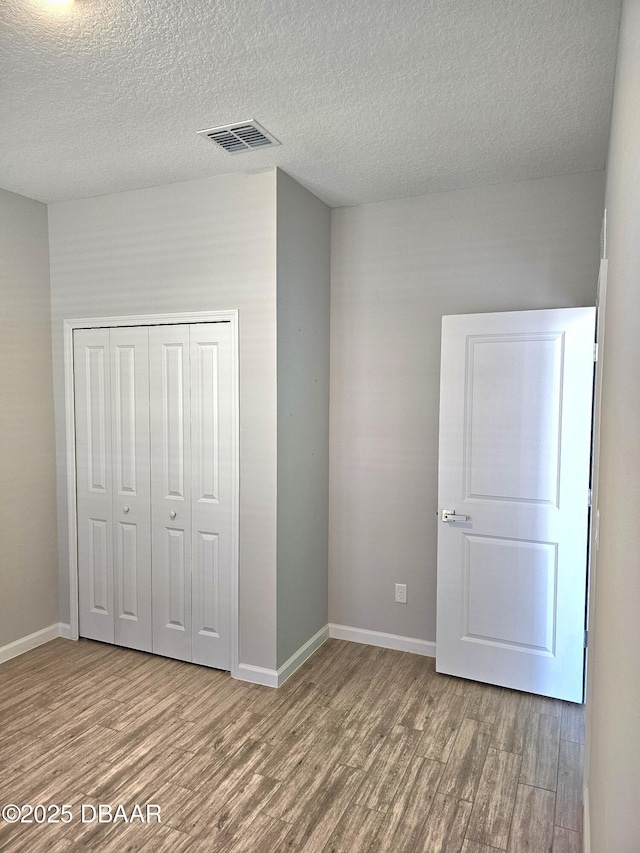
[76,327,153,651]
[150,324,192,663]
[110,327,152,653]
[75,319,236,670]
[75,328,114,644]
[436,307,596,702]
[189,323,234,669]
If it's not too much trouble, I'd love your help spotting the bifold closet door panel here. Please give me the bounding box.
[75,328,114,644]
[190,323,233,669]
[110,327,152,653]
[75,319,234,669]
[149,325,192,662]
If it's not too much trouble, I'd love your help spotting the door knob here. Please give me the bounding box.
[123,506,130,514]
[441,509,469,522]
[170,510,177,519]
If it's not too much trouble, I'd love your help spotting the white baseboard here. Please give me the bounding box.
[0,622,72,665]
[583,785,590,853]
[276,624,329,686]
[329,623,436,657]
[236,662,279,688]
[236,623,330,688]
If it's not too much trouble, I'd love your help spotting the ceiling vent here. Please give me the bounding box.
[197,120,281,154]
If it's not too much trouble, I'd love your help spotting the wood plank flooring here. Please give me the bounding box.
[0,638,584,852]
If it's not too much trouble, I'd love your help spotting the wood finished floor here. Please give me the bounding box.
[0,638,584,852]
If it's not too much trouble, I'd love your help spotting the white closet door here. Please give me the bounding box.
[150,325,192,662]
[75,328,114,643]
[190,323,233,668]
[110,327,152,652]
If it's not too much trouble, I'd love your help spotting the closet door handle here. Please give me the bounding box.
[169,510,177,519]
[123,505,130,514]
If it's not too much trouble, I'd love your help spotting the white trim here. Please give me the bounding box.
[64,311,241,329]
[0,623,72,664]
[59,622,72,639]
[63,310,240,676]
[329,623,436,657]
[64,321,79,640]
[276,624,329,685]
[583,785,590,853]
[236,663,279,688]
[236,624,330,688]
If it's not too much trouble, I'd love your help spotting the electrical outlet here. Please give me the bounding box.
[395,583,407,604]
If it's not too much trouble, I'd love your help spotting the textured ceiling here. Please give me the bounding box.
[0,0,622,207]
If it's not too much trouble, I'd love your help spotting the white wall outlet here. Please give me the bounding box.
[395,583,407,604]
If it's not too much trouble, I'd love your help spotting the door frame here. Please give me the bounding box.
[63,310,241,678]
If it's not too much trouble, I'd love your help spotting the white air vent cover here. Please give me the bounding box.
[197,120,281,154]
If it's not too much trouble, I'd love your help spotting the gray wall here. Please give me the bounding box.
[0,188,58,647]
[586,1,640,849]
[329,171,604,640]
[276,169,331,667]
[48,171,279,670]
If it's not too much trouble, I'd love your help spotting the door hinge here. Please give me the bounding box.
[584,629,588,649]
[588,488,592,508]
[593,343,598,362]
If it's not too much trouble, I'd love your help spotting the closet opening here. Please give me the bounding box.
[63,311,240,676]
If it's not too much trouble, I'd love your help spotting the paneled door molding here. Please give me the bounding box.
[63,311,240,678]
